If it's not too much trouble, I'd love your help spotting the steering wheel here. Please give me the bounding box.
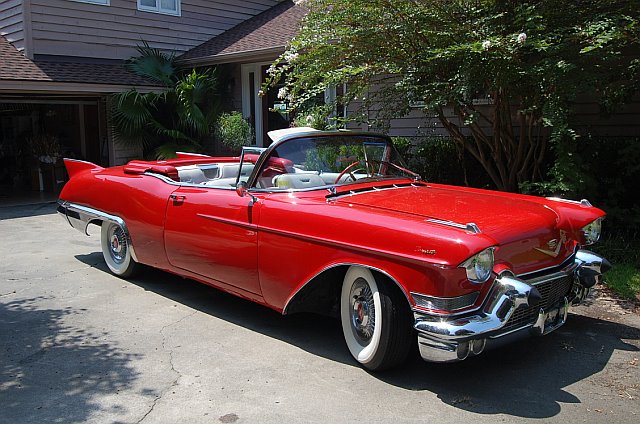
[335,161,364,183]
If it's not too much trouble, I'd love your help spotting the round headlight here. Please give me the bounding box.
[460,247,495,284]
[581,218,603,245]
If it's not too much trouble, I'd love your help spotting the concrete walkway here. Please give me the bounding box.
[1,204,639,423]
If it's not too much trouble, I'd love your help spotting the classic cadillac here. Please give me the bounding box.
[58,127,610,370]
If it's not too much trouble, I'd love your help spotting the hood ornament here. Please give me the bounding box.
[535,230,567,258]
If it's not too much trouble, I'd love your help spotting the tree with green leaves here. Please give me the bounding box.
[266,0,639,192]
[112,43,220,159]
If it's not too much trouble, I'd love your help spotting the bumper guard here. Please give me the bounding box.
[414,250,610,362]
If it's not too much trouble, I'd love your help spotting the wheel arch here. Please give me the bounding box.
[283,263,412,317]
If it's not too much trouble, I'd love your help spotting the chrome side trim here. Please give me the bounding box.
[425,218,481,234]
[57,201,138,262]
[322,182,420,200]
[546,197,592,208]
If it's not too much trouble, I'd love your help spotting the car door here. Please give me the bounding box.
[163,185,262,295]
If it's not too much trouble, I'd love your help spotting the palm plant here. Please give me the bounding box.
[112,42,220,159]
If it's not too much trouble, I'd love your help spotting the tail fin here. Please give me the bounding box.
[64,158,104,179]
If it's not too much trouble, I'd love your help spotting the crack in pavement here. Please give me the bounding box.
[136,310,198,424]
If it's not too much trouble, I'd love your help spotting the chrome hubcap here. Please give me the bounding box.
[108,226,127,264]
[349,278,375,344]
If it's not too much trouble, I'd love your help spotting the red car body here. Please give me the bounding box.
[58,128,609,370]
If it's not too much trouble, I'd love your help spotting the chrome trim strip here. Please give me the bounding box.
[57,201,138,262]
[144,172,236,190]
[425,218,481,234]
[175,151,212,157]
[63,158,99,165]
[258,224,447,267]
[323,183,419,200]
[546,197,592,208]
[196,213,257,231]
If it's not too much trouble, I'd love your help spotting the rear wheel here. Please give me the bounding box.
[340,266,413,371]
[101,222,138,278]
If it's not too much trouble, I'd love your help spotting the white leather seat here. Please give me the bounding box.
[272,173,326,189]
[218,163,254,179]
[177,166,208,184]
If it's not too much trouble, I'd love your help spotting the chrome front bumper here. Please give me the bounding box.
[414,250,610,362]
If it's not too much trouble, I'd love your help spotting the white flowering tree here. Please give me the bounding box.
[266,0,639,192]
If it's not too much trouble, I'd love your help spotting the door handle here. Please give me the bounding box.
[170,194,186,203]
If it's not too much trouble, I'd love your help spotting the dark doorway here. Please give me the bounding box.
[261,65,291,146]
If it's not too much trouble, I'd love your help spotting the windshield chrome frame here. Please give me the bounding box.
[245,132,417,192]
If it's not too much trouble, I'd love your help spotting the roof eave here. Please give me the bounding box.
[0,80,163,94]
[177,46,286,66]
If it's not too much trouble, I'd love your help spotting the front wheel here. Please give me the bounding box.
[340,266,413,371]
[101,222,138,278]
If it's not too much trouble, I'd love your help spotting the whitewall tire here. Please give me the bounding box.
[101,222,138,278]
[340,266,413,371]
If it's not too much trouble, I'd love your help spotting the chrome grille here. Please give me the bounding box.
[501,275,574,334]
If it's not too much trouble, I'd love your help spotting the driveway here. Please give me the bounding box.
[1,203,639,423]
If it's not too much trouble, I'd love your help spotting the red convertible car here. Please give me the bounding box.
[58,127,610,370]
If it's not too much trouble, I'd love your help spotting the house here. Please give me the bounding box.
[177,0,307,147]
[179,1,639,148]
[3,0,636,199]
[0,0,283,197]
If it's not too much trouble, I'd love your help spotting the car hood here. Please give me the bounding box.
[332,184,573,272]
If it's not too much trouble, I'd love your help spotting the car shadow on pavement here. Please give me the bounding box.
[76,252,640,419]
[76,253,354,366]
[381,315,640,418]
[0,296,141,423]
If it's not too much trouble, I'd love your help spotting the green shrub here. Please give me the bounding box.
[214,112,254,152]
[398,136,491,187]
[292,105,332,130]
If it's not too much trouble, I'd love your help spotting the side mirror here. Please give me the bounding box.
[236,181,249,198]
[236,181,258,205]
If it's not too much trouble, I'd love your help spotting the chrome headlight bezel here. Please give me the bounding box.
[581,217,603,245]
[459,247,495,284]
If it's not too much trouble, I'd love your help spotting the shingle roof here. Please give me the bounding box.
[179,0,307,64]
[0,35,160,87]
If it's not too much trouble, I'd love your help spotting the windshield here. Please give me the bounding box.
[253,134,417,190]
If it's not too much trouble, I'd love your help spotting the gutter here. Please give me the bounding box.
[177,46,286,66]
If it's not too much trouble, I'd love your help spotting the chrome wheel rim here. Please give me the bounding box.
[107,225,127,264]
[349,277,375,344]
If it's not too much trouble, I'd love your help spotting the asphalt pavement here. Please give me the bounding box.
[1,203,639,423]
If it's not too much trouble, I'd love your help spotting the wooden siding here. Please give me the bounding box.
[0,0,24,52]
[347,100,640,141]
[29,0,281,60]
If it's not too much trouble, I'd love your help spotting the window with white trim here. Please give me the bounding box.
[138,0,181,16]
[71,0,110,5]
